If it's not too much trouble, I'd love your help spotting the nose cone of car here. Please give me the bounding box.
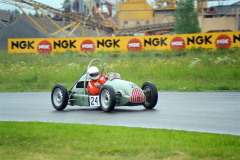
[130,88,146,103]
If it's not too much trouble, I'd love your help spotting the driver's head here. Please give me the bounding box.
[88,66,100,80]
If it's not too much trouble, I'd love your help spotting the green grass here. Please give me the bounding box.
[0,49,240,92]
[1,50,240,159]
[0,122,240,160]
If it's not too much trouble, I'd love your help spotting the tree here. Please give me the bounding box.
[33,11,38,18]
[29,12,33,18]
[174,0,201,34]
[13,9,20,15]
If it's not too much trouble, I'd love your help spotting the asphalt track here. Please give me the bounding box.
[0,92,240,136]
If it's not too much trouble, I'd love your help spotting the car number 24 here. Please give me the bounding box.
[89,96,100,107]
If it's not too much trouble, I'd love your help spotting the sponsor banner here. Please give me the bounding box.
[8,32,240,54]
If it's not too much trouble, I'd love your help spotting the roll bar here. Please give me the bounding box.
[84,59,107,94]
[68,59,107,95]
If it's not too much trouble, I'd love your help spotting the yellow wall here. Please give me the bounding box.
[197,1,207,9]
[154,13,174,24]
[125,0,147,4]
[119,10,153,20]
[8,32,240,54]
[199,16,238,33]
[118,0,153,27]
[118,3,152,11]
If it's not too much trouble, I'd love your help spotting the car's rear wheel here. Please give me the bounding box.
[100,85,116,112]
[51,84,68,111]
[142,82,158,109]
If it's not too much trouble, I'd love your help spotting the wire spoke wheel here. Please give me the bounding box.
[51,84,68,111]
[101,89,111,109]
[53,88,64,106]
[100,85,116,112]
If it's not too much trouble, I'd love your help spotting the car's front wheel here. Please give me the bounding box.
[142,82,158,109]
[100,85,116,112]
[51,84,68,111]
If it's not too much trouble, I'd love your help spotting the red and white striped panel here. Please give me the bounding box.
[130,88,146,103]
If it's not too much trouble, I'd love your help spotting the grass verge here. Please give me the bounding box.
[0,49,240,92]
[0,121,240,160]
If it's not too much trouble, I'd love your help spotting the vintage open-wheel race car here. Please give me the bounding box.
[51,59,158,112]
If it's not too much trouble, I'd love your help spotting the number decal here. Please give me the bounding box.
[129,83,137,88]
[90,97,94,105]
[89,96,100,107]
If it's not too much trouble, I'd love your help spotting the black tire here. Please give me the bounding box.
[51,84,68,111]
[141,82,158,109]
[99,85,116,112]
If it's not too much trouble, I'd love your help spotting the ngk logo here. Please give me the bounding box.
[215,35,231,49]
[82,44,94,49]
[171,41,183,46]
[39,45,50,49]
[129,43,140,47]
[170,37,185,51]
[217,39,229,44]
[128,39,142,52]
[37,40,52,54]
[81,40,95,52]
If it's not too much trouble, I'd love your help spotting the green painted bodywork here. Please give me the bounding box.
[70,74,143,107]
[69,59,145,107]
[104,79,141,106]
[71,75,90,106]
[71,94,89,106]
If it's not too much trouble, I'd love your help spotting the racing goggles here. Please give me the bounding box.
[90,72,99,77]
